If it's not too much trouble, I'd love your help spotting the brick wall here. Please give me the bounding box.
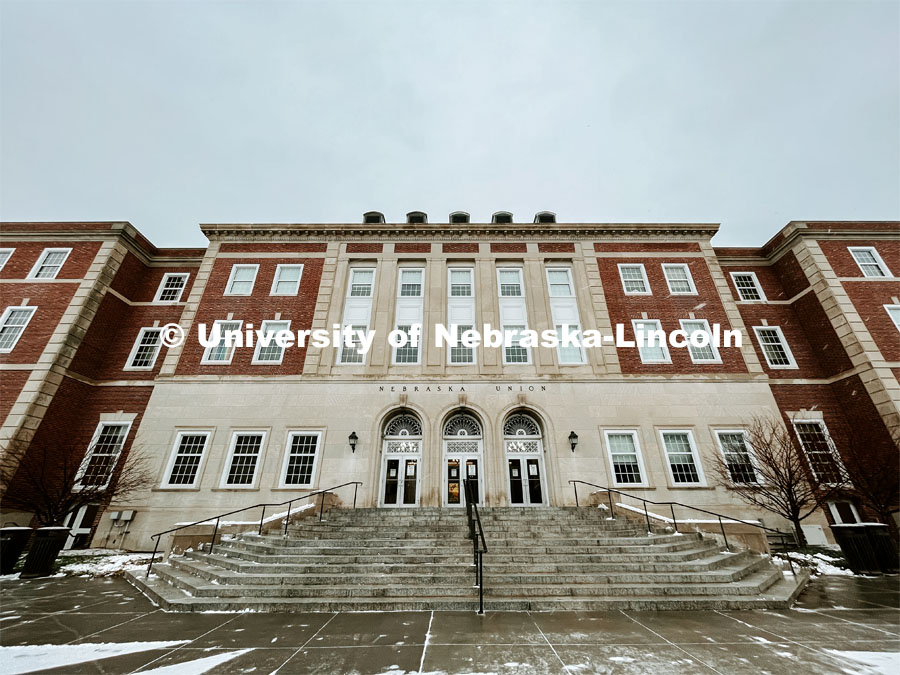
[219,243,327,253]
[346,243,383,253]
[0,283,78,364]
[819,239,900,278]
[442,243,479,254]
[0,241,101,280]
[596,242,702,253]
[490,243,527,253]
[394,243,431,254]
[843,281,900,360]
[537,242,576,253]
[109,251,198,302]
[0,370,29,424]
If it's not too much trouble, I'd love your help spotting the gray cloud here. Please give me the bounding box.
[1,0,897,247]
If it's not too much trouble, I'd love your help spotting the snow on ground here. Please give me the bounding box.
[0,641,187,675]
[823,649,898,674]
[772,550,855,576]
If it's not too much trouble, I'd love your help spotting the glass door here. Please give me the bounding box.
[507,456,545,506]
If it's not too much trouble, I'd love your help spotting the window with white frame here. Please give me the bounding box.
[633,319,670,363]
[28,248,71,279]
[76,422,131,489]
[730,272,766,301]
[849,246,891,278]
[270,264,303,295]
[125,327,163,370]
[662,264,696,295]
[753,326,797,368]
[885,305,900,332]
[163,431,211,487]
[605,431,645,485]
[340,267,376,364]
[349,268,375,297]
[393,268,424,365]
[827,501,860,524]
[793,421,844,485]
[498,269,523,297]
[679,319,721,364]
[0,248,14,271]
[661,431,704,485]
[339,325,368,364]
[224,264,259,295]
[715,431,758,483]
[0,306,36,353]
[503,325,529,364]
[281,432,322,486]
[546,267,585,364]
[201,320,242,364]
[153,273,189,303]
[498,268,530,365]
[222,432,266,486]
[399,269,423,297]
[618,264,650,295]
[252,320,290,364]
[448,268,475,365]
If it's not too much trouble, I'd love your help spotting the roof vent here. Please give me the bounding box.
[363,211,385,224]
[407,211,428,224]
[492,211,513,224]
[534,211,556,224]
[449,211,470,224]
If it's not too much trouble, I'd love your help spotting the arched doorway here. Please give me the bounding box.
[503,411,547,506]
[442,412,483,506]
[380,411,422,507]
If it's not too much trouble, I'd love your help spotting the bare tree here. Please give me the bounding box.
[711,415,849,546]
[838,428,900,540]
[0,434,153,527]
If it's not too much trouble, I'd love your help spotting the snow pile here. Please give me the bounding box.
[55,550,161,577]
[773,549,854,576]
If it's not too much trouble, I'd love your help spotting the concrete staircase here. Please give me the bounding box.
[125,507,808,612]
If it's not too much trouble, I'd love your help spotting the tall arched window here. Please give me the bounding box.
[380,411,422,506]
[503,411,546,506]
[442,412,483,506]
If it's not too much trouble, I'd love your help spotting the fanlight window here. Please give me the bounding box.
[443,414,482,438]
[384,413,422,438]
[504,413,541,437]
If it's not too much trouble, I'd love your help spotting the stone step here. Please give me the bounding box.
[284,523,641,535]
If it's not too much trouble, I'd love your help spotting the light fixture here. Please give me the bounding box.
[348,431,358,453]
[568,431,578,453]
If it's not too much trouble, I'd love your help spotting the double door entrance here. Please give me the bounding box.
[507,456,545,506]
[381,456,419,506]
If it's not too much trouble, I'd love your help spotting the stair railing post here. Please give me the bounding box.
[573,482,579,507]
[353,483,359,509]
[209,517,220,555]
[718,516,730,552]
[643,501,651,533]
[607,489,615,518]
[477,550,484,615]
[258,506,266,535]
[284,501,292,536]
[670,504,678,533]
[319,491,326,521]
[146,536,159,578]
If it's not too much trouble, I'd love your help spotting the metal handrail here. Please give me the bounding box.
[145,481,362,577]
[463,478,487,614]
[568,480,797,576]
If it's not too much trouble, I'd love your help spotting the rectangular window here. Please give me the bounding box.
[281,432,322,486]
[0,248,14,271]
[793,421,844,485]
[546,267,585,365]
[270,264,303,295]
[201,320,242,364]
[349,269,375,297]
[503,325,529,364]
[885,305,900,332]
[393,325,420,363]
[76,422,131,489]
[450,324,474,364]
[679,319,721,364]
[154,273,189,303]
[399,269,423,297]
[450,269,473,297]
[340,324,368,364]
[605,431,645,485]
[252,320,290,364]
[661,431,704,485]
[849,246,891,278]
[547,269,574,297]
[222,432,266,487]
[27,248,71,280]
[715,431,758,483]
[753,326,797,368]
[225,264,259,295]
[662,264,697,295]
[618,264,650,295]
[498,269,523,297]
[730,272,766,301]
[163,431,210,487]
[125,327,163,370]
[0,306,36,353]
[633,319,670,363]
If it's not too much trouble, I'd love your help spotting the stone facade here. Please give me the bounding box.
[0,218,896,550]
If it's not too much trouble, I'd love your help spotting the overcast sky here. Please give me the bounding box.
[1,1,897,248]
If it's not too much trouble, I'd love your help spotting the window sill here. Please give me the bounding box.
[211,487,260,492]
[667,485,715,490]
[152,487,202,492]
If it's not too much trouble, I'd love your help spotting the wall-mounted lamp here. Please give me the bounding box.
[348,431,358,453]
[568,431,578,453]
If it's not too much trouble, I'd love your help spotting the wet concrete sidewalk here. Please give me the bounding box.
[0,575,897,674]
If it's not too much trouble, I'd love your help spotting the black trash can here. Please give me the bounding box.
[20,527,70,579]
[0,527,34,575]
[830,523,899,575]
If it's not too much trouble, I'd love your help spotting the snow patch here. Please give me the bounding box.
[137,649,251,674]
[0,640,187,674]
[824,649,898,673]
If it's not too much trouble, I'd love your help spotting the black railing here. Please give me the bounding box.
[463,478,487,614]
[145,481,363,577]
[568,480,797,576]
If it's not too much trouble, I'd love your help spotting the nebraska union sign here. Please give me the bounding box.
[377,384,549,393]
